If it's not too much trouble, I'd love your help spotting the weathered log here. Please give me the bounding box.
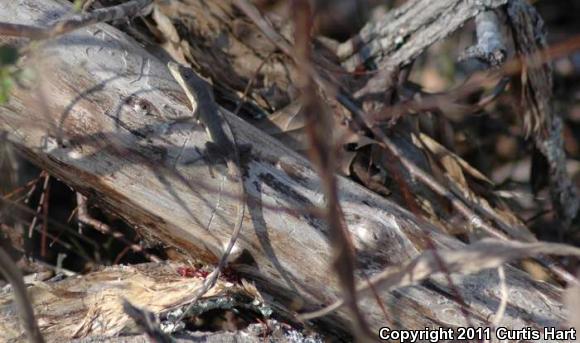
[0,0,570,340]
[0,262,265,341]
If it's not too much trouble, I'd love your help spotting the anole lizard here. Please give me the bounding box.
[167,62,246,307]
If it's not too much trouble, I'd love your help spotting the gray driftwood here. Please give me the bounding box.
[0,0,570,340]
[337,0,508,71]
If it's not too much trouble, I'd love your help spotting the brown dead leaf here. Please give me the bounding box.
[152,5,188,65]
[419,133,493,186]
[255,101,305,134]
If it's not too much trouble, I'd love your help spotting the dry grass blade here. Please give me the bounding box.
[300,238,580,320]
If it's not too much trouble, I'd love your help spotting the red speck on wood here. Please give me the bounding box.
[177,266,209,278]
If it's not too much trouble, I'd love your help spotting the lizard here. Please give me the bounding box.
[167,62,246,309]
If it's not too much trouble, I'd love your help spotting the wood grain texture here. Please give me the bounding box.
[0,0,569,339]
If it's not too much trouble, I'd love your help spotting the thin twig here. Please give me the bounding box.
[233,51,276,117]
[76,194,162,263]
[491,266,508,327]
[1,196,99,256]
[0,23,45,39]
[1,175,42,200]
[290,1,371,339]
[40,178,50,258]
[28,173,50,238]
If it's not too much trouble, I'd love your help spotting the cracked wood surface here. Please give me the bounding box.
[0,0,570,339]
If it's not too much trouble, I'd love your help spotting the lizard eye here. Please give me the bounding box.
[135,100,150,114]
[126,96,152,116]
